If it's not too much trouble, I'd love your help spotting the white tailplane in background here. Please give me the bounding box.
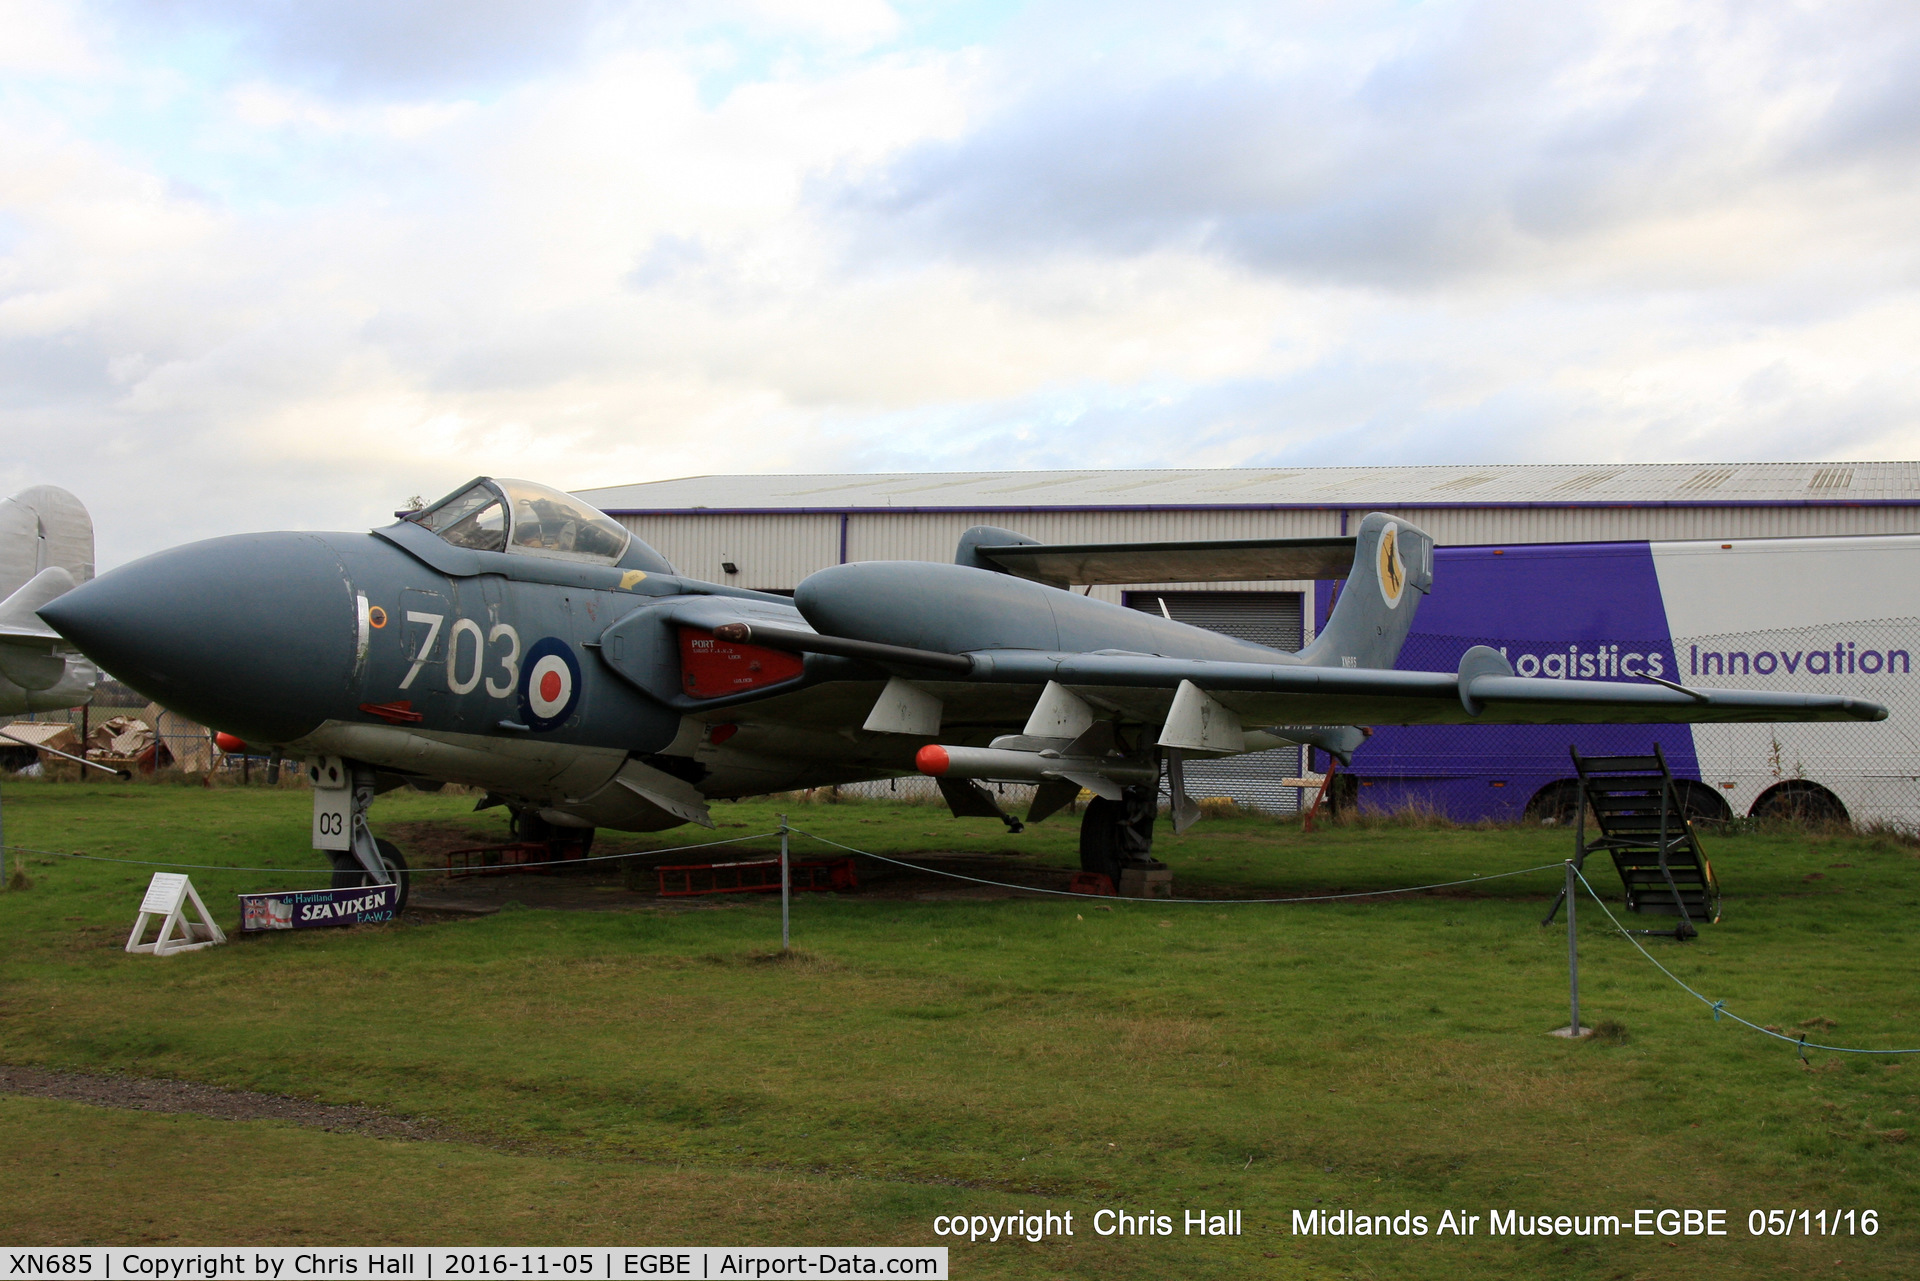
[0,485,98,713]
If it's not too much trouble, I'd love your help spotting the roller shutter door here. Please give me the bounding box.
[1122,592,1308,814]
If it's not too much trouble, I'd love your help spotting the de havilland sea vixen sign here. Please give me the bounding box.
[38,477,1885,903]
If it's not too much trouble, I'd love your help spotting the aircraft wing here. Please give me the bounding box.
[973,536,1356,587]
[709,620,1884,727]
[955,649,1885,726]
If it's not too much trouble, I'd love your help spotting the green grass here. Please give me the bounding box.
[2,780,1917,1277]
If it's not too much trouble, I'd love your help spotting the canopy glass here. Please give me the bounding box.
[411,478,632,565]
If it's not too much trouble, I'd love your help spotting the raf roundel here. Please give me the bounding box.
[519,638,583,730]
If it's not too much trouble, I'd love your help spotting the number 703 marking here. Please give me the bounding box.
[398,613,521,698]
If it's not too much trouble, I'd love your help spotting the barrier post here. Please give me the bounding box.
[779,814,790,951]
[1568,861,1579,1033]
[1554,860,1588,1038]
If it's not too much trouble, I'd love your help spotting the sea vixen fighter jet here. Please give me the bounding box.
[39,477,1884,904]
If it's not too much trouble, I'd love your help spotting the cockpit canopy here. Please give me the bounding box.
[411,478,635,565]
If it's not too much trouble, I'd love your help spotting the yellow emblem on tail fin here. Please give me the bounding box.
[1377,524,1405,608]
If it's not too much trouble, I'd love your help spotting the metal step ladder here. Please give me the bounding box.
[1546,744,1721,940]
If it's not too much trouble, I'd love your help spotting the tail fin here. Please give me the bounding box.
[1295,513,1433,670]
[955,525,1043,571]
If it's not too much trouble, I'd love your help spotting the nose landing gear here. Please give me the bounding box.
[310,758,412,913]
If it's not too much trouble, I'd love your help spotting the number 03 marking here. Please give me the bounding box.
[485,623,521,697]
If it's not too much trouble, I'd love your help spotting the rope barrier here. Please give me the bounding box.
[788,826,1563,904]
[20,818,1917,1058]
[4,831,785,878]
[3,828,1567,905]
[1572,866,1920,1056]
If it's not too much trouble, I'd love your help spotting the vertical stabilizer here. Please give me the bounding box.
[955,525,1043,572]
[0,486,93,600]
[1295,513,1433,670]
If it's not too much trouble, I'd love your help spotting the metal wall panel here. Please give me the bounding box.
[1120,590,1308,815]
[615,513,840,590]
[618,503,1920,593]
[581,461,1920,512]
[842,508,1346,565]
[1374,505,1920,547]
[1121,590,1305,651]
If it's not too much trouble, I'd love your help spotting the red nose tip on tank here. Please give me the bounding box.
[915,744,951,776]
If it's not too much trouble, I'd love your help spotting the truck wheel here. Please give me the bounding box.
[1751,782,1847,828]
[1522,780,1581,825]
[1675,780,1733,826]
[332,838,410,914]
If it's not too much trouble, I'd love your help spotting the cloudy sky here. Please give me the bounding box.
[4,0,1919,567]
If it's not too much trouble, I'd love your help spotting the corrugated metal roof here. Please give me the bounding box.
[579,462,1920,512]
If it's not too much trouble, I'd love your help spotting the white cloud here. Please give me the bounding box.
[745,0,901,50]
[0,0,101,75]
[2,1,1919,568]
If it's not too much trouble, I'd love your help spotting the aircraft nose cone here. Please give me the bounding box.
[40,532,357,744]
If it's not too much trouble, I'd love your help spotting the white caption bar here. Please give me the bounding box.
[5,1249,948,1281]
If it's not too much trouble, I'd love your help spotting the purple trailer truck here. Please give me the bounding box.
[1316,534,1920,826]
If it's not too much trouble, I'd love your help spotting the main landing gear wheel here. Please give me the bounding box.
[510,809,596,860]
[1078,785,1158,883]
[333,837,410,914]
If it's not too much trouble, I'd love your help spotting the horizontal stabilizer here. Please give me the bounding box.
[0,567,77,689]
[1,566,74,642]
[970,534,1356,587]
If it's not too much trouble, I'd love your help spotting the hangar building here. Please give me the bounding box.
[576,463,1920,812]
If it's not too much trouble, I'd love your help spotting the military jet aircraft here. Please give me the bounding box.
[0,485,99,715]
[39,477,1885,906]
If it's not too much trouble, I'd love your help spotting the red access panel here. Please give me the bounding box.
[678,628,806,698]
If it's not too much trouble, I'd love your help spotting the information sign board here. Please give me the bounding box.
[238,883,397,931]
[126,873,225,956]
[139,872,189,915]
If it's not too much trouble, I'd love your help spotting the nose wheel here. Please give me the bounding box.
[331,839,411,914]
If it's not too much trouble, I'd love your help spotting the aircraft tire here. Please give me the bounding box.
[1079,786,1156,881]
[1079,800,1123,881]
[332,838,411,914]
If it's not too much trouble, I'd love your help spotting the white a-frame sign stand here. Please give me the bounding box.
[126,872,226,956]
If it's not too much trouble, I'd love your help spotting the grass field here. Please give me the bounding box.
[1,779,1916,1277]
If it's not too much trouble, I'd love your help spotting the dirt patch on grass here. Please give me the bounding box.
[0,1066,463,1142]
[380,818,512,864]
